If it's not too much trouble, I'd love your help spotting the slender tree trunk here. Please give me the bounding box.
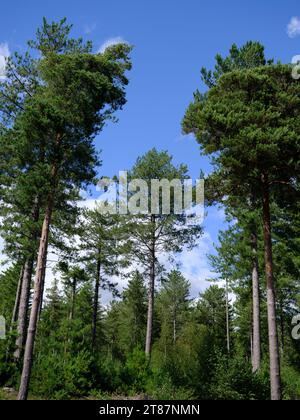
[92,254,101,349]
[14,198,40,361]
[14,258,34,362]
[173,312,177,345]
[145,258,155,356]
[10,265,24,331]
[17,198,54,400]
[225,279,230,354]
[251,231,261,373]
[18,134,61,400]
[69,279,77,321]
[262,173,281,401]
[145,217,156,357]
[38,262,47,320]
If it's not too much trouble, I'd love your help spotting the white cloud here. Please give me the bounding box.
[0,42,10,80]
[98,37,128,54]
[287,17,300,38]
[162,232,216,298]
[1,195,216,307]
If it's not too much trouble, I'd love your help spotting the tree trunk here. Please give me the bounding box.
[251,231,261,373]
[279,299,285,353]
[38,262,47,320]
[69,279,77,321]
[14,258,34,362]
[262,173,281,401]
[250,333,253,364]
[92,254,101,349]
[17,198,54,400]
[173,313,177,345]
[14,198,40,362]
[18,134,61,400]
[225,279,230,354]
[10,265,24,331]
[145,217,155,357]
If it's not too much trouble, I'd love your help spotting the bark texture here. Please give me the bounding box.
[145,217,156,357]
[92,254,101,349]
[251,231,261,373]
[262,174,281,400]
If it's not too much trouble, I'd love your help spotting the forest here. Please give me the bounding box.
[0,18,300,401]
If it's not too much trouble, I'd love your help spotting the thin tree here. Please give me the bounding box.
[17,18,132,400]
[126,149,203,357]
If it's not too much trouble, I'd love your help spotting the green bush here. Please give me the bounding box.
[123,348,150,393]
[209,355,270,400]
[30,350,93,399]
[95,357,124,393]
[0,337,18,388]
[282,363,300,400]
[146,370,195,400]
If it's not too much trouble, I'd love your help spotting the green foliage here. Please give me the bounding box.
[209,355,270,400]
[0,334,19,387]
[30,350,93,400]
[146,371,195,400]
[281,363,300,400]
[123,348,150,393]
[0,33,300,401]
[118,272,148,353]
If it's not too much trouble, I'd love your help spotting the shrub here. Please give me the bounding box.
[209,355,270,400]
[30,350,93,399]
[282,363,300,400]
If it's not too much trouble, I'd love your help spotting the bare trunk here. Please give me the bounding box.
[225,280,230,354]
[173,315,177,345]
[38,262,47,320]
[14,198,40,361]
[262,174,281,401]
[10,265,24,330]
[17,199,54,400]
[69,279,77,321]
[92,254,101,349]
[251,232,261,373]
[18,134,61,400]
[14,258,34,361]
[145,217,155,357]
[145,259,155,356]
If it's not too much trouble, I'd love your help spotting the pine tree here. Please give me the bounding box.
[17,18,132,400]
[118,271,148,353]
[126,149,203,357]
[157,270,190,347]
[183,63,300,400]
[79,205,128,349]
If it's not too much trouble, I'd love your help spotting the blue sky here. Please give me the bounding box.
[1,0,300,297]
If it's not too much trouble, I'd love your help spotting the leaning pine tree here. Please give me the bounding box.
[17,18,132,400]
[183,64,300,400]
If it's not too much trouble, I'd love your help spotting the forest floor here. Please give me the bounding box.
[0,388,41,400]
[0,388,152,401]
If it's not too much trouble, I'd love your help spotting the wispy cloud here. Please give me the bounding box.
[174,133,195,143]
[0,42,10,79]
[158,231,216,298]
[84,23,97,35]
[98,37,128,54]
[287,17,300,38]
